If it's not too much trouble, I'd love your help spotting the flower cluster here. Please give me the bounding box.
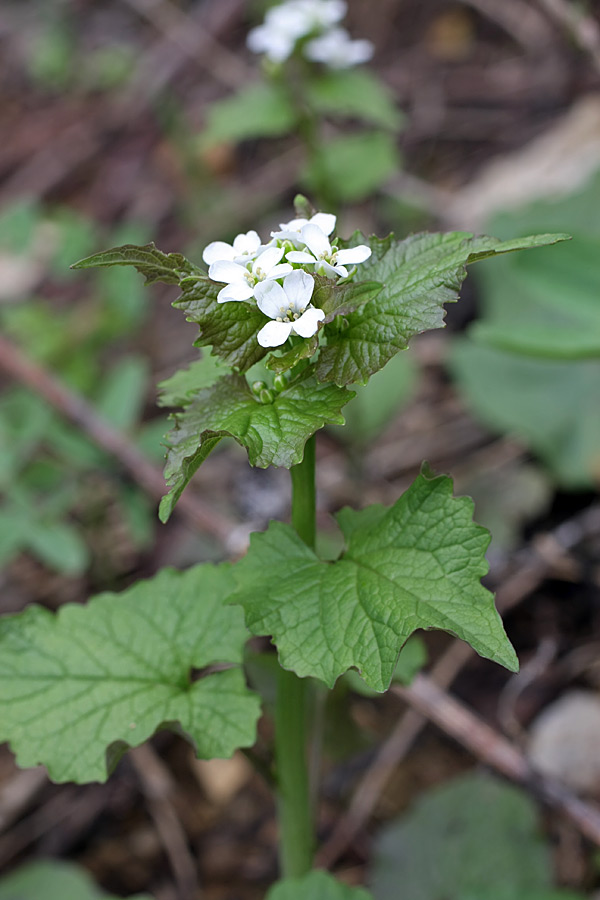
[202,212,371,348]
[247,0,373,68]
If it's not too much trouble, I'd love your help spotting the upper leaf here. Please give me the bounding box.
[232,468,517,691]
[200,81,297,148]
[157,353,232,408]
[71,243,198,286]
[317,231,570,386]
[160,369,353,521]
[266,871,373,900]
[173,278,268,373]
[0,565,260,783]
[306,68,404,131]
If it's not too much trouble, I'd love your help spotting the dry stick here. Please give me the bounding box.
[131,745,200,900]
[536,0,600,76]
[0,334,235,545]
[318,502,600,867]
[394,674,600,847]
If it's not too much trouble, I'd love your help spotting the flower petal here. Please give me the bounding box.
[266,263,294,279]
[318,260,347,279]
[257,320,293,347]
[309,213,336,235]
[232,230,261,257]
[292,306,325,338]
[209,260,249,284]
[286,250,316,264]
[334,245,372,265]
[253,246,284,275]
[217,282,254,303]
[301,223,331,259]
[282,269,315,313]
[255,279,288,318]
[202,241,234,265]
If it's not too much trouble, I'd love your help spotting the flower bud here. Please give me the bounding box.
[259,388,275,405]
[251,380,267,396]
[273,372,290,392]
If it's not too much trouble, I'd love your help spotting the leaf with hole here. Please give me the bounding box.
[0,564,260,782]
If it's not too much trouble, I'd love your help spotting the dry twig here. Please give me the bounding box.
[0,334,236,546]
[318,502,600,866]
[131,744,200,900]
[536,0,600,75]
[394,674,600,847]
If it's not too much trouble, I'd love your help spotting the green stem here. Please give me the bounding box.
[274,434,317,878]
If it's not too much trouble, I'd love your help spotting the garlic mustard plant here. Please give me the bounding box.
[0,196,568,900]
[247,0,371,69]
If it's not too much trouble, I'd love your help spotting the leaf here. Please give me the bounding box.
[200,81,297,147]
[312,276,383,322]
[160,370,352,522]
[267,870,373,900]
[369,773,553,900]
[317,231,570,386]
[470,233,600,359]
[344,635,427,697]
[96,355,149,430]
[266,337,319,374]
[173,278,268,373]
[26,520,90,575]
[303,132,400,203]
[306,69,404,131]
[0,564,260,783]
[232,468,517,692]
[157,354,233,407]
[71,243,197,286]
[0,860,153,900]
[449,340,600,488]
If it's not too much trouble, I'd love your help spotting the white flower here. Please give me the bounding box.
[209,246,293,303]
[202,230,262,266]
[255,269,325,347]
[272,212,336,245]
[305,27,374,68]
[286,223,371,278]
[247,0,347,63]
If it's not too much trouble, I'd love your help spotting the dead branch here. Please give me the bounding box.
[0,334,236,545]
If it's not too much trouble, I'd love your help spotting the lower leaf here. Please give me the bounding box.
[0,565,260,783]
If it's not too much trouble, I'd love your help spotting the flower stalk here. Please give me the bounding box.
[274,434,317,877]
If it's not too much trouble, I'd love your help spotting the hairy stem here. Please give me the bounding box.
[274,434,316,877]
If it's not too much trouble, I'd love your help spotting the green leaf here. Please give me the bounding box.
[0,860,153,900]
[157,353,233,407]
[317,231,570,386]
[200,81,297,147]
[266,336,319,374]
[469,234,599,359]
[312,276,383,322]
[232,468,517,691]
[449,340,600,488]
[370,773,553,900]
[344,635,427,697]
[26,520,89,575]
[306,69,404,131]
[0,564,260,782]
[71,243,197,286]
[96,355,149,430]
[173,278,268,372]
[267,870,373,900]
[303,132,400,203]
[160,370,352,521]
